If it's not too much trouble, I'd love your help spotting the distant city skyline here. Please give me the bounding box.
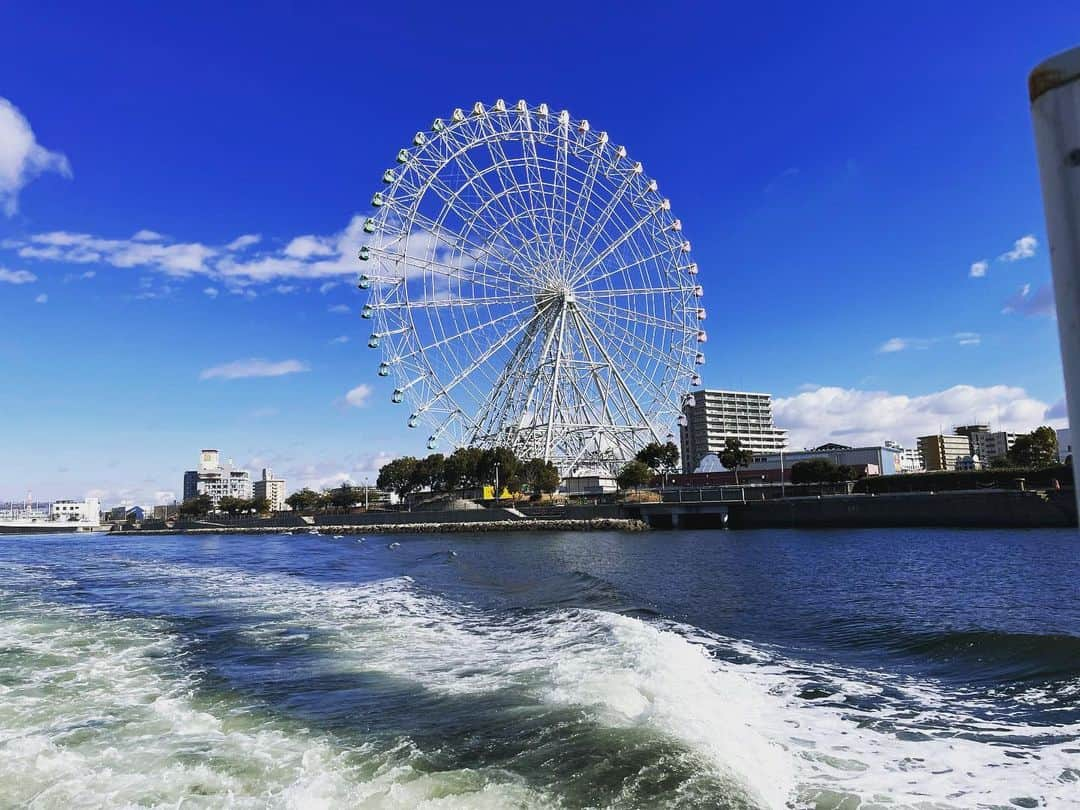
[0,3,1074,506]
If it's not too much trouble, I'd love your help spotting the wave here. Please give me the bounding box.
[6,558,1079,809]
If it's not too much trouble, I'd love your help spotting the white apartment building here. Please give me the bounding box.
[183,449,253,507]
[253,468,287,511]
[680,389,788,473]
[955,425,1017,467]
[51,497,101,524]
[1058,427,1072,462]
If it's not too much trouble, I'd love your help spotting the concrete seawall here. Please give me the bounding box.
[726,490,1077,529]
[124,517,649,536]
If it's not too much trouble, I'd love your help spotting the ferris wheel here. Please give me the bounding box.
[358,99,705,474]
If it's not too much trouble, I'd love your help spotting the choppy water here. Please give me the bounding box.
[0,529,1077,809]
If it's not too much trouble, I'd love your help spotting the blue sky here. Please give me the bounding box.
[0,1,1076,505]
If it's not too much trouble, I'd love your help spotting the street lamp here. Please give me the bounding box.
[362,477,369,510]
[493,462,501,504]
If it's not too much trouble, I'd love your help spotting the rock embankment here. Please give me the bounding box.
[125,518,649,536]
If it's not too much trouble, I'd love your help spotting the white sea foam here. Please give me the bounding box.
[6,560,1076,809]
[0,598,550,809]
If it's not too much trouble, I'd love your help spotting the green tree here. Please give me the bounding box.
[217,496,250,515]
[178,494,213,518]
[1008,426,1059,469]
[718,438,753,484]
[478,447,521,495]
[377,456,421,498]
[617,460,654,492]
[250,496,271,514]
[285,488,323,512]
[790,458,853,484]
[326,483,359,511]
[444,447,484,491]
[523,458,561,497]
[635,441,681,477]
[413,453,446,491]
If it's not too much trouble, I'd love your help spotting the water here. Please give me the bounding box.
[0,529,1077,809]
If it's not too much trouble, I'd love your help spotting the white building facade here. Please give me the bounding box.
[253,468,287,511]
[183,449,253,507]
[680,389,788,473]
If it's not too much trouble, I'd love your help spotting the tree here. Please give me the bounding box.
[217,496,249,515]
[1008,426,1059,469]
[617,460,654,492]
[523,458,561,497]
[790,458,853,484]
[478,447,522,495]
[444,447,484,491]
[250,496,271,514]
[635,441,681,477]
[718,438,752,484]
[285,488,324,512]
[326,483,359,511]
[413,453,446,491]
[377,456,421,498]
[179,494,213,517]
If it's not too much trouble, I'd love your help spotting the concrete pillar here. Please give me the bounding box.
[1030,47,1080,517]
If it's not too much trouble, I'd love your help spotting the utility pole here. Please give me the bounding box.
[494,462,501,505]
[1030,46,1080,516]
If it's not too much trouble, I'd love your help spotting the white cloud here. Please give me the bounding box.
[969,260,988,278]
[81,270,95,279]
[226,234,261,251]
[344,383,373,407]
[131,229,164,242]
[13,231,217,276]
[153,490,177,505]
[1000,234,1038,262]
[285,235,334,259]
[199,358,309,381]
[274,284,297,294]
[203,286,219,298]
[0,267,36,284]
[329,335,350,344]
[1046,397,1068,420]
[1002,283,1054,317]
[0,97,71,215]
[878,337,912,353]
[879,333,979,352]
[34,293,47,303]
[318,281,339,294]
[774,384,1064,449]
[328,304,350,314]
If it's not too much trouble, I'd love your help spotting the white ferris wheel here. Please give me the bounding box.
[358,99,705,474]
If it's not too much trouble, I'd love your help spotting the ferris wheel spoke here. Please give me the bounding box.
[577,304,690,405]
[372,291,536,310]
[564,164,639,272]
[477,114,555,269]
[448,140,549,268]
[568,202,668,286]
[582,298,698,334]
[575,243,686,289]
[572,307,664,445]
[389,300,535,365]
[370,248,514,292]
[412,301,553,415]
[563,139,607,263]
[576,285,695,300]
[469,304,558,444]
[518,108,562,263]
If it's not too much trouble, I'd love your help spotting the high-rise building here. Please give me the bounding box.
[253,468,287,511]
[679,389,788,473]
[954,424,1018,467]
[917,434,976,471]
[183,449,253,507]
[1058,427,1072,462]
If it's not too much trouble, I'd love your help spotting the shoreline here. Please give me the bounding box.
[122,517,650,536]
